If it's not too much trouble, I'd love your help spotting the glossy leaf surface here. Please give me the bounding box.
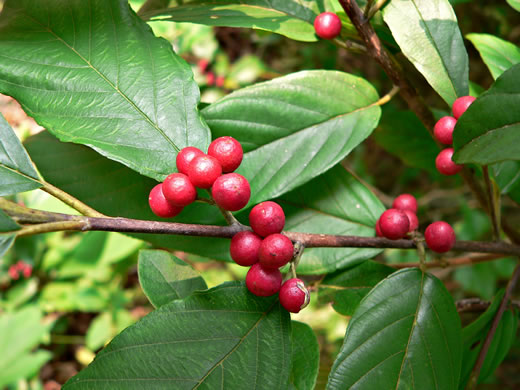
[466,34,520,80]
[289,321,320,390]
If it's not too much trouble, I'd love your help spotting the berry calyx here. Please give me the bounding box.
[230,231,262,267]
[404,210,419,232]
[258,234,294,269]
[375,218,383,237]
[249,201,285,237]
[434,116,457,145]
[148,184,183,218]
[452,95,476,119]
[379,209,410,240]
[162,173,197,207]
[246,263,282,297]
[425,221,456,253]
[392,194,418,213]
[187,155,222,189]
[436,148,463,176]
[208,136,243,173]
[176,147,204,175]
[279,278,310,313]
[314,12,342,40]
[211,173,251,211]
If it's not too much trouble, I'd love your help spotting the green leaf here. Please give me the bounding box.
[492,160,520,205]
[86,312,113,351]
[453,63,520,165]
[0,234,16,258]
[289,321,320,390]
[466,33,520,80]
[138,249,207,308]
[382,0,469,105]
[64,282,291,389]
[327,269,462,390]
[0,208,20,232]
[144,0,318,42]
[507,0,520,11]
[0,114,41,196]
[318,260,395,316]
[203,70,381,205]
[0,0,210,181]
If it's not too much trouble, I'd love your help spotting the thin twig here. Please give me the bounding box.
[366,0,389,20]
[41,182,106,218]
[390,253,505,269]
[482,166,501,241]
[137,0,169,17]
[374,85,400,106]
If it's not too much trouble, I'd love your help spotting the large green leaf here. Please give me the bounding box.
[507,0,520,11]
[0,0,210,181]
[144,0,318,42]
[203,70,381,205]
[289,321,320,390]
[382,0,469,105]
[138,249,207,308]
[0,114,41,196]
[64,282,291,389]
[453,64,520,165]
[327,269,462,390]
[466,34,520,80]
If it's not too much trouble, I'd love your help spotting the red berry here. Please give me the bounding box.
[434,116,457,145]
[379,209,410,240]
[149,184,183,218]
[404,210,419,232]
[249,201,285,237]
[258,234,294,269]
[197,58,209,73]
[22,265,32,278]
[206,72,216,86]
[314,12,342,40]
[392,194,417,213]
[208,136,243,173]
[279,278,310,313]
[246,263,282,297]
[216,76,225,88]
[162,173,197,207]
[230,231,262,266]
[436,148,463,176]
[375,218,383,237]
[187,155,222,189]
[176,147,204,175]
[452,96,476,119]
[425,221,456,253]
[8,265,19,280]
[212,173,251,211]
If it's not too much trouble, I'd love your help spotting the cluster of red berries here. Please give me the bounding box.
[8,260,32,280]
[376,194,456,253]
[231,201,310,313]
[434,95,476,176]
[149,136,251,218]
[198,59,225,88]
[314,12,342,40]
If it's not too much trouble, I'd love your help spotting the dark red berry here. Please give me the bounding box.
[249,201,285,237]
[230,231,262,267]
[208,136,243,173]
[425,221,455,253]
[176,147,204,175]
[392,194,418,213]
[375,218,383,237]
[187,155,222,189]
[246,263,282,297]
[212,173,250,211]
[452,96,476,119]
[149,184,183,218]
[436,148,463,175]
[258,234,294,269]
[162,173,197,207]
[279,278,310,313]
[434,116,457,145]
[314,12,342,40]
[404,210,419,232]
[379,209,410,240]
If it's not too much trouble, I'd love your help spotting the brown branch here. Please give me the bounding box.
[390,253,505,269]
[456,298,520,313]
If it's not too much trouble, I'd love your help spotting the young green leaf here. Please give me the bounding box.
[289,321,320,390]
[0,208,20,233]
[327,269,462,390]
[466,34,520,80]
[492,161,520,205]
[0,0,210,182]
[507,0,520,11]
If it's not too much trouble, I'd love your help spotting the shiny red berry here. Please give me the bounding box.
[176,147,204,175]
[258,234,294,269]
[212,173,251,211]
[375,218,383,237]
[434,116,457,145]
[162,173,197,207]
[379,209,410,240]
[404,210,419,232]
[392,194,418,213]
[436,148,463,176]
[279,278,310,313]
[246,263,282,297]
[187,155,222,189]
[314,12,342,40]
[425,221,455,253]
[452,96,476,119]
[208,136,244,173]
[230,231,262,267]
[249,201,285,237]
[149,184,183,218]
